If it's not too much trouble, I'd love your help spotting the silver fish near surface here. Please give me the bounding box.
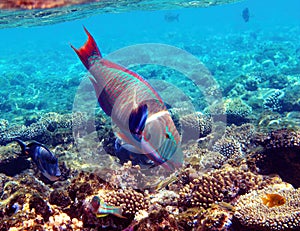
[72,27,183,171]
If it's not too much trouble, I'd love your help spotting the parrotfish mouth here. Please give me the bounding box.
[72,27,183,171]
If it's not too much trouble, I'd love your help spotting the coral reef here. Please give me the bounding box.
[263,89,284,112]
[178,164,279,209]
[132,209,180,231]
[180,112,212,143]
[234,183,300,231]
[197,203,234,231]
[213,136,242,159]
[251,128,300,187]
[208,98,252,125]
[103,187,149,218]
[0,112,90,146]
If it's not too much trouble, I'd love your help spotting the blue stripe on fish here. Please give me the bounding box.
[129,104,148,141]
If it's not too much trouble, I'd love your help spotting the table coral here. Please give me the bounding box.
[234,183,300,231]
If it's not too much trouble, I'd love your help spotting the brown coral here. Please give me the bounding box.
[133,209,180,231]
[197,204,234,231]
[252,128,300,187]
[179,164,278,209]
[104,188,149,217]
[180,112,212,143]
[234,183,300,231]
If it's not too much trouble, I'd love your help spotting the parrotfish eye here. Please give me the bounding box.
[165,133,170,139]
[145,133,151,141]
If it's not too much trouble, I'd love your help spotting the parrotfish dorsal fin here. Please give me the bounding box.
[129,104,148,140]
[71,26,102,69]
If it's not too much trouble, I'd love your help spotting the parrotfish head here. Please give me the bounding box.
[35,146,61,181]
[140,111,183,170]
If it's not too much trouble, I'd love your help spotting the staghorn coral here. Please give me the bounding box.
[234,183,300,231]
[178,164,278,209]
[103,187,149,218]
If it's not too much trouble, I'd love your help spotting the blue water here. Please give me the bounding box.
[0,0,299,125]
[0,0,300,229]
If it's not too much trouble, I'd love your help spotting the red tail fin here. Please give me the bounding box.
[71,27,102,70]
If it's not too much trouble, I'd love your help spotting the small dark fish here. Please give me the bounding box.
[164,13,179,22]
[242,7,250,22]
[13,138,61,181]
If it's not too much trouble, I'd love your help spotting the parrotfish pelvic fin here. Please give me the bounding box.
[129,104,148,141]
[70,26,102,70]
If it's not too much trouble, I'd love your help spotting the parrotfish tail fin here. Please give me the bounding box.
[13,138,28,156]
[129,104,148,141]
[70,26,102,70]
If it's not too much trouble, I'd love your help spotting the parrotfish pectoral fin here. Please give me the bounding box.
[129,104,148,141]
[70,26,102,70]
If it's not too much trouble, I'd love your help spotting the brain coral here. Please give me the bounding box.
[179,164,278,209]
[234,183,300,231]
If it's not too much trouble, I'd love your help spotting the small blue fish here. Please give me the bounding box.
[90,196,126,219]
[13,138,61,181]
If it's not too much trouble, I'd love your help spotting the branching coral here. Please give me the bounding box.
[103,188,149,217]
[178,164,278,209]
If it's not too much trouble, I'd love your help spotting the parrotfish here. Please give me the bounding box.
[71,28,183,170]
[13,138,61,181]
[90,196,126,219]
